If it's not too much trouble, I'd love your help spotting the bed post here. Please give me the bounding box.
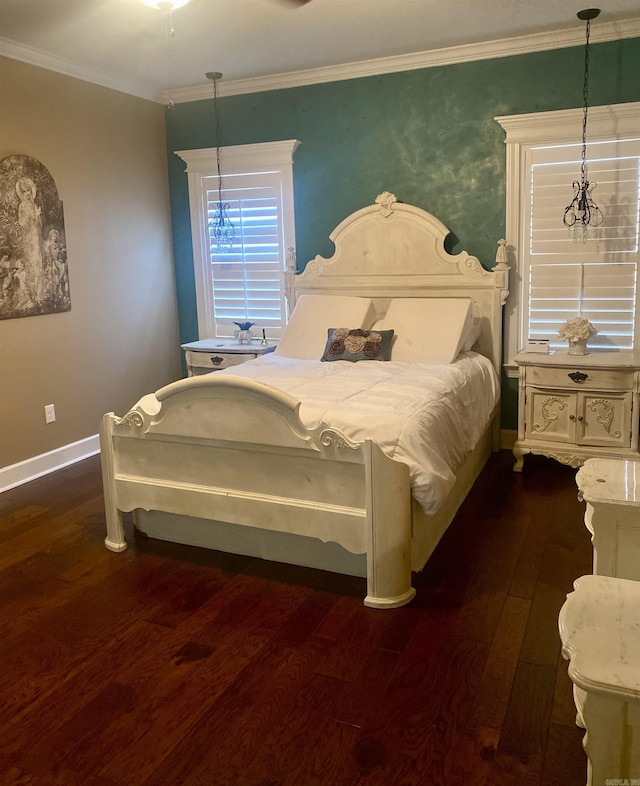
[99,413,127,553]
[492,238,510,452]
[363,441,415,609]
[284,246,297,319]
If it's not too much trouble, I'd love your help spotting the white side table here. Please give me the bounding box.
[559,574,640,786]
[513,350,640,472]
[576,458,640,580]
[181,339,276,377]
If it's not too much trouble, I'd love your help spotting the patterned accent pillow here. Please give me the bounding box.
[321,328,395,362]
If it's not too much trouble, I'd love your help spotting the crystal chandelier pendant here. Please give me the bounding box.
[211,201,234,249]
[206,72,235,250]
[562,9,603,244]
[563,179,603,243]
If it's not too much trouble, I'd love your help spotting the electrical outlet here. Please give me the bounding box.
[44,404,56,424]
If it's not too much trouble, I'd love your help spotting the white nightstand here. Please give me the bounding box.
[513,350,640,472]
[181,339,276,377]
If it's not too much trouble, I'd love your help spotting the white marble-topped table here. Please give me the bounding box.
[559,574,640,785]
[560,574,640,700]
[576,458,640,506]
[576,458,640,580]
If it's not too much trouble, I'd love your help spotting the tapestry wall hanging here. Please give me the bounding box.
[0,155,71,320]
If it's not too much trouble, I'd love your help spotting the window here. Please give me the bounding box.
[527,139,640,350]
[177,140,299,340]
[496,103,640,374]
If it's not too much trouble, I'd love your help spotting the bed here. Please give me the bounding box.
[100,192,509,608]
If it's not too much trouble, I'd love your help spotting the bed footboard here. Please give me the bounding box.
[99,375,414,608]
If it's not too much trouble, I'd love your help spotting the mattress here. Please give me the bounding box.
[217,352,499,514]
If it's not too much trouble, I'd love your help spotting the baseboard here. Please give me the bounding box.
[0,434,100,493]
[500,429,517,450]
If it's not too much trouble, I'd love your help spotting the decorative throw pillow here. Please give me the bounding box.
[321,328,395,362]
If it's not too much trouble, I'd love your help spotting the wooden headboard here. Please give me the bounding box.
[287,192,509,376]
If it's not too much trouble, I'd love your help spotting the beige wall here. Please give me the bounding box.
[0,57,181,469]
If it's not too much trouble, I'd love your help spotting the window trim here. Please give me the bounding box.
[495,101,640,377]
[176,140,300,339]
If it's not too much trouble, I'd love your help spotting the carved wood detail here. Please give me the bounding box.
[587,399,621,438]
[532,396,567,433]
[374,191,397,217]
[117,411,144,429]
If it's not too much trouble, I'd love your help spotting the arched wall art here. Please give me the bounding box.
[0,155,71,320]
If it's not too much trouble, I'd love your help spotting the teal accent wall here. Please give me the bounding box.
[165,38,640,428]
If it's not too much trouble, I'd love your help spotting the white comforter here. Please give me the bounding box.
[217,352,499,515]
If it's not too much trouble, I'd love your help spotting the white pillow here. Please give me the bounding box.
[275,295,377,359]
[460,317,482,352]
[381,298,474,363]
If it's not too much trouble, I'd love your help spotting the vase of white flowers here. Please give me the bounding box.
[558,317,597,356]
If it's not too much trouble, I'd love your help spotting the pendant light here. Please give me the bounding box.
[562,8,603,243]
[139,0,191,110]
[139,0,191,9]
[206,72,235,249]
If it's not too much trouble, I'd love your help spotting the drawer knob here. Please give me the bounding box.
[570,414,576,421]
[568,371,588,384]
[210,355,224,365]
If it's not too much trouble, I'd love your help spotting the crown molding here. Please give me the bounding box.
[1,16,639,104]
[176,139,301,172]
[496,101,640,144]
[169,16,640,103]
[0,36,162,103]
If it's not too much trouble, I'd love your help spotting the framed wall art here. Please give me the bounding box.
[0,154,71,320]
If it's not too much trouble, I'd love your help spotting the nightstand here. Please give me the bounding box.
[181,339,276,377]
[513,350,640,472]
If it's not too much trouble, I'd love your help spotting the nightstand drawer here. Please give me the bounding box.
[185,351,249,373]
[527,365,634,391]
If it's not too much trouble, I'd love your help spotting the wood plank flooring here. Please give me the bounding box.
[0,451,592,785]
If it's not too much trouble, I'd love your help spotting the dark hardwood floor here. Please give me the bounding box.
[0,450,592,785]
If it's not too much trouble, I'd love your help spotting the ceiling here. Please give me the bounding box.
[1,0,640,102]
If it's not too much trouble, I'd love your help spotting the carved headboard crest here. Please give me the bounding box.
[375,191,397,218]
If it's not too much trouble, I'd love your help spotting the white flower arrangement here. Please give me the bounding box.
[558,317,597,342]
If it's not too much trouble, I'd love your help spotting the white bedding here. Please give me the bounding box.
[217,352,499,515]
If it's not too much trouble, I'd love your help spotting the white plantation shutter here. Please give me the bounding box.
[528,261,637,348]
[525,138,640,350]
[206,173,286,338]
[177,140,299,343]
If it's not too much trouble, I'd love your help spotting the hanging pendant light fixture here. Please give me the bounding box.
[206,72,235,249]
[140,0,191,110]
[563,8,603,243]
[139,0,191,9]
